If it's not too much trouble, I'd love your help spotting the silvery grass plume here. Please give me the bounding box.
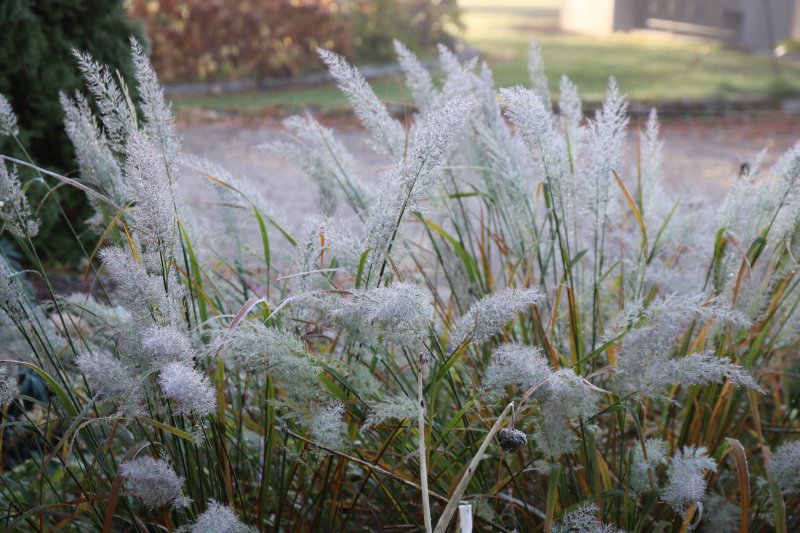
[125,129,177,249]
[76,350,142,414]
[362,395,418,431]
[528,41,551,111]
[501,86,575,215]
[533,368,600,456]
[362,95,473,255]
[317,48,404,158]
[452,287,545,346]
[98,247,184,330]
[119,456,189,509]
[0,162,40,239]
[60,92,128,208]
[142,324,194,365]
[553,502,625,533]
[62,293,131,336]
[438,44,479,101]
[185,500,256,533]
[580,77,628,229]
[640,109,669,227]
[482,343,551,398]
[630,438,667,493]
[718,148,775,247]
[158,361,216,417]
[332,282,434,345]
[0,366,16,407]
[558,75,583,158]
[0,255,30,322]
[288,216,339,298]
[0,93,18,137]
[307,401,347,452]
[130,37,180,171]
[261,113,366,215]
[661,446,717,514]
[72,49,136,153]
[481,343,600,456]
[612,293,760,398]
[224,323,322,405]
[767,439,800,494]
[766,141,800,238]
[393,40,439,113]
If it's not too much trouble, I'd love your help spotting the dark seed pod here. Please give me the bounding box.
[497,428,527,453]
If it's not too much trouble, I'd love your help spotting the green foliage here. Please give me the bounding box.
[351,0,462,62]
[0,0,143,263]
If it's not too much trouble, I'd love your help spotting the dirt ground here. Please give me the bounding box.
[176,111,799,233]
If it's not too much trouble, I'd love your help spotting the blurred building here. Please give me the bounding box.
[560,0,800,50]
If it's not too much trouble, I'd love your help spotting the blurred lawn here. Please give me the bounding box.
[173,0,800,115]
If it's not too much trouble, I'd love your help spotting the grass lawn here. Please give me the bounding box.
[172,0,800,115]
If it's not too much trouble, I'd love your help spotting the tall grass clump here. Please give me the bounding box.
[0,37,799,532]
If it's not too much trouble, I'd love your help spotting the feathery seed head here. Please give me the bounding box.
[452,287,545,345]
[630,438,667,493]
[317,48,404,157]
[362,396,418,431]
[661,446,717,514]
[0,162,40,238]
[72,49,135,153]
[554,502,625,533]
[159,361,216,417]
[120,456,188,509]
[142,325,194,365]
[0,255,29,321]
[767,439,800,494]
[124,130,176,248]
[0,366,16,407]
[76,351,141,411]
[0,93,19,137]
[394,40,438,111]
[189,500,256,533]
[333,282,434,344]
[130,37,180,170]
[60,92,127,207]
[483,343,550,397]
[528,41,551,110]
[308,401,347,452]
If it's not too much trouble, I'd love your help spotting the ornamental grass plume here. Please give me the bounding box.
[0,366,16,408]
[0,162,39,239]
[317,48,404,157]
[0,93,18,137]
[60,92,128,207]
[76,350,141,412]
[332,282,434,344]
[482,343,550,397]
[187,500,256,533]
[767,439,800,495]
[661,446,717,514]
[452,287,545,345]
[119,456,188,510]
[158,361,216,417]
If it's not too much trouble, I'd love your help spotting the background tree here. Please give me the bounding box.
[0,0,144,263]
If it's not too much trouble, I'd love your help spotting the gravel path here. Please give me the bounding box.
[176,112,799,234]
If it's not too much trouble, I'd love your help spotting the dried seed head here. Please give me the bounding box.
[497,427,527,453]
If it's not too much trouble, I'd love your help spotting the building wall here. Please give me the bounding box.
[559,0,800,51]
[739,0,797,50]
[559,0,617,35]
